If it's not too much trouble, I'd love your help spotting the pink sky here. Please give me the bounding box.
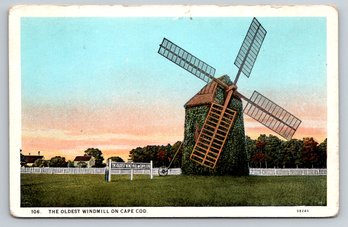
[21,100,326,162]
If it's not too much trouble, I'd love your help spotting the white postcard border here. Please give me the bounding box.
[9,5,339,218]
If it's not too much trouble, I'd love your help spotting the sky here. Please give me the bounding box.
[21,17,327,161]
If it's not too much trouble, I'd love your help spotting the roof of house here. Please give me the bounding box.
[24,155,44,164]
[74,155,93,162]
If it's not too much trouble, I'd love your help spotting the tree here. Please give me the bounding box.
[317,138,327,168]
[128,142,183,168]
[20,149,26,166]
[264,135,282,168]
[67,160,75,168]
[170,141,183,168]
[281,139,303,168]
[108,156,125,162]
[84,148,104,167]
[251,152,265,168]
[77,161,87,168]
[33,159,49,167]
[302,137,319,168]
[245,136,256,167]
[256,134,267,167]
[49,156,67,167]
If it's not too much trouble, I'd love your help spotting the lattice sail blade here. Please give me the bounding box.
[243,91,301,140]
[190,103,237,169]
[234,17,267,78]
[158,38,216,84]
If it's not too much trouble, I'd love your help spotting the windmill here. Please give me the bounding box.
[158,17,301,169]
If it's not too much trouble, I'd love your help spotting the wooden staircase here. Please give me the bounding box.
[190,102,237,168]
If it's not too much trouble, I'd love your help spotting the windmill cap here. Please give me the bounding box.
[184,75,240,108]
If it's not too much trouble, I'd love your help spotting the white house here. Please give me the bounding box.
[73,155,95,168]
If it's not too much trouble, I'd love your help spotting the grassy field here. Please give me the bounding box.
[21,174,326,207]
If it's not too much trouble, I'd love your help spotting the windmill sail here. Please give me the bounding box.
[158,38,216,84]
[234,17,267,79]
[243,91,301,140]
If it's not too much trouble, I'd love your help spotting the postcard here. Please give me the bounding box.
[9,5,339,217]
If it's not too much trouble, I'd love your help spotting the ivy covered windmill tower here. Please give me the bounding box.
[158,18,301,175]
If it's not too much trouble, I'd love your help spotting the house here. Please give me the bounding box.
[23,151,44,167]
[73,155,95,168]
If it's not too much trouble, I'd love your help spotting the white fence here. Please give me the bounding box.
[249,168,327,176]
[21,167,325,176]
[21,167,182,176]
[21,167,106,174]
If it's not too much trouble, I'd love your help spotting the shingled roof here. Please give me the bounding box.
[74,155,93,162]
[185,75,238,108]
[184,80,218,108]
[24,155,43,164]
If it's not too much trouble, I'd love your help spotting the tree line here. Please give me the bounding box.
[21,135,327,169]
[129,141,183,168]
[246,135,327,168]
[129,135,327,169]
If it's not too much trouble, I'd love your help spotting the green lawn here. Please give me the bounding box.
[21,174,326,207]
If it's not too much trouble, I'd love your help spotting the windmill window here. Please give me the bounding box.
[241,43,249,53]
[159,48,165,55]
[210,67,215,76]
[254,95,262,105]
[178,49,183,57]
[159,47,164,54]
[289,115,296,127]
[170,44,176,52]
[264,115,272,127]
[174,47,179,54]
[191,57,196,66]
[167,42,172,50]
[249,105,257,117]
[274,106,281,118]
[202,64,208,72]
[249,48,258,58]
[192,58,197,66]
[254,36,262,46]
[175,57,181,64]
[279,110,286,120]
[247,32,254,40]
[172,55,177,62]
[272,120,280,132]
[183,52,188,59]
[179,59,184,67]
[198,61,203,69]
[187,54,192,62]
[255,109,262,120]
[251,22,258,30]
[278,124,286,135]
[245,36,252,45]
[282,112,289,123]
[258,112,266,123]
[163,50,169,57]
[265,100,272,111]
[294,120,301,129]
[162,39,168,48]
[288,116,296,127]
